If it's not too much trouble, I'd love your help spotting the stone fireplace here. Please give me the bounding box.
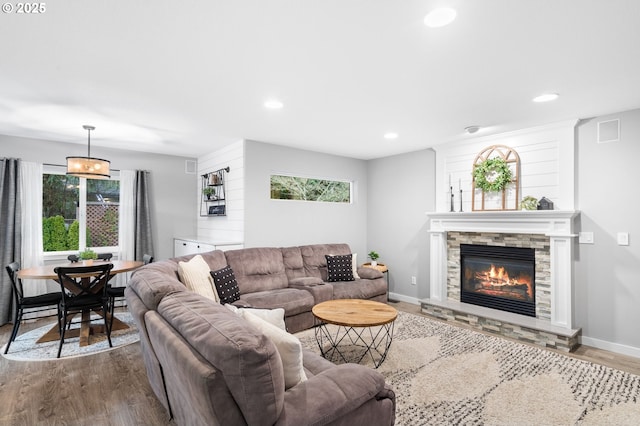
[422,210,581,351]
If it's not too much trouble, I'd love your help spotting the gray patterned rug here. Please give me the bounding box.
[1,312,139,361]
[296,311,640,425]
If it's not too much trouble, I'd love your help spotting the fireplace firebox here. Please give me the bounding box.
[460,244,535,317]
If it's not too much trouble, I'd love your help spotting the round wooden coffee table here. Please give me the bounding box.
[312,299,397,368]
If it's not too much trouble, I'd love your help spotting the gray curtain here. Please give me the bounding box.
[134,170,154,261]
[0,158,21,325]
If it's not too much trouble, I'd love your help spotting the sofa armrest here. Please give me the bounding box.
[357,267,383,279]
[289,277,333,304]
[276,364,394,426]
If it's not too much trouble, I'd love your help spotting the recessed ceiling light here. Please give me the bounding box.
[264,99,284,109]
[384,132,398,140]
[424,8,457,28]
[532,93,559,103]
[465,125,480,134]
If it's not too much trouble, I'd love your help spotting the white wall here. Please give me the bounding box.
[575,108,640,356]
[243,140,368,255]
[367,149,436,303]
[197,140,244,243]
[0,134,197,261]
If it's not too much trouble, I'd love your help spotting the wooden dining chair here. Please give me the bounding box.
[97,253,113,261]
[54,263,114,358]
[106,254,154,329]
[4,262,62,355]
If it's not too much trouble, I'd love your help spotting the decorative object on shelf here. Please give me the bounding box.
[449,186,455,212]
[201,166,230,216]
[471,145,520,211]
[367,251,380,267]
[537,196,554,210]
[66,125,111,179]
[202,186,216,200]
[520,196,538,210]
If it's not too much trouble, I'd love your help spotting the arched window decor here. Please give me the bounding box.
[471,145,520,211]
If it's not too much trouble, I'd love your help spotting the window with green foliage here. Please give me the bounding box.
[270,175,351,203]
[42,168,120,252]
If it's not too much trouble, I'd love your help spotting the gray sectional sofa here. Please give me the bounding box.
[126,243,395,425]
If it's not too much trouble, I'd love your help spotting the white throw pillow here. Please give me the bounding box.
[177,255,220,303]
[243,311,307,390]
[352,252,360,279]
[224,305,287,331]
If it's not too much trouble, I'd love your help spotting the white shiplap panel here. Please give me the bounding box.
[435,120,576,212]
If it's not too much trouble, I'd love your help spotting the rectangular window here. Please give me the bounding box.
[270,175,351,203]
[42,167,120,252]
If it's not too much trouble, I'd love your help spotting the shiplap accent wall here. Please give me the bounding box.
[197,140,244,242]
[434,120,577,212]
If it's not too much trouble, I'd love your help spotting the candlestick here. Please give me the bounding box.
[450,186,454,212]
[459,189,463,212]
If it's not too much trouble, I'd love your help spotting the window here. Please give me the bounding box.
[270,175,351,203]
[42,167,120,253]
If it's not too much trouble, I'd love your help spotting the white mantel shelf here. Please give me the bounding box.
[426,210,579,236]
[426,209,580,330]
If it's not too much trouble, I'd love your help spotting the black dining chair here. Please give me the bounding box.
[4,262,62,355]
[97,253,113,261]
[106,254,153,328]
[67,255,79,263]
[54,263,114,358]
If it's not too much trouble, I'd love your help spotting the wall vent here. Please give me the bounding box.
[597,119,620,143]
[185,160,197,174]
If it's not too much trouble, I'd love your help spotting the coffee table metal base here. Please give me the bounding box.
[314,321,395,369]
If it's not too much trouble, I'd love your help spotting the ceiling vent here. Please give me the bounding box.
[597,119,620,143]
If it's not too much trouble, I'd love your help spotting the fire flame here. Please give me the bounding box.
[489,265,509,282]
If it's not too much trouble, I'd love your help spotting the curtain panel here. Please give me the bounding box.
[0,158,21,325]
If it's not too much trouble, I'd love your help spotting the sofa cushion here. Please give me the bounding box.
[128,268,186,311]
[211,266,240,304]
[300,243,352,281]
[326,254,355,282]
[243,311,308,390]
[157,291,285,426]
[178,255,219,302]
[331,279,388,300]
[239,288,314,317]
[225,247,289,293]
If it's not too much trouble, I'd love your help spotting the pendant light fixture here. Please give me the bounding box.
[66,125,111,179]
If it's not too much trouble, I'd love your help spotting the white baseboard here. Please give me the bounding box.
[388,292,421,305]
[581,335,640,359]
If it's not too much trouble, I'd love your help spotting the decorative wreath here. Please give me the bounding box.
[473,157,513,192]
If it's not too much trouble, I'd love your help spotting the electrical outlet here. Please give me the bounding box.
[411,276,417,285]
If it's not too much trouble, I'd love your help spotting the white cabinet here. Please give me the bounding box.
[174,238,243,257]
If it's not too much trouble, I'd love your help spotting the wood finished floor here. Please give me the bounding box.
[2,303,640,425]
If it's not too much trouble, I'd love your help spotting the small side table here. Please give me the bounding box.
[362,263,389,301]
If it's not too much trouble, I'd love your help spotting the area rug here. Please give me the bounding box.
[296,311,640,425]
[1,312,139,361]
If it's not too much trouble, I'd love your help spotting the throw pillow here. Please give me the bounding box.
[210,266,241,304]
[177,255,220,302]
[352,252,360,279]
[224,304,287,331]
[243,311,307,389]
[325,254,355,282]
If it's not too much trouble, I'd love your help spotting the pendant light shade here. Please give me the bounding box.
[66,125,110,179]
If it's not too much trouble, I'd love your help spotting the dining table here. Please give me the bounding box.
[18,259,143,347]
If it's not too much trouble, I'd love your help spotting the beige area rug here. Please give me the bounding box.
[296,311,640,425]
[1,312,139,361]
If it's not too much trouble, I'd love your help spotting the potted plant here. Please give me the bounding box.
[79,248,97,265]
[203,187,215,200]
[368,251,380,267]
